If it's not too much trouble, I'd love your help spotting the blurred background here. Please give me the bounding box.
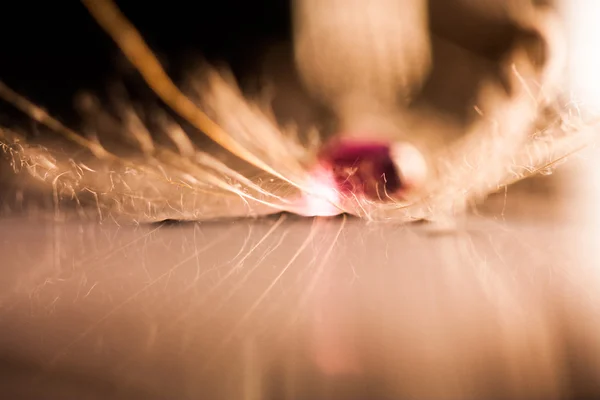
[1,1,600,399]
[0,0,290,125]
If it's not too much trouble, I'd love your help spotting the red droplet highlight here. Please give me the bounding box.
[318,138,403,200]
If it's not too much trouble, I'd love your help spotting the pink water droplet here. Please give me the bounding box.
[317,137,416,200]
[294,137,428,216]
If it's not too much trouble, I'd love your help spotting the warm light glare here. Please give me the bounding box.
[562,0,600,110]
[297,166,343,217]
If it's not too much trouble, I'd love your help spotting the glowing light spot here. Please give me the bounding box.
[295,165,343,217]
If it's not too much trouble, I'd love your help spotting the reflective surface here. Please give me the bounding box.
[2,163,600,399]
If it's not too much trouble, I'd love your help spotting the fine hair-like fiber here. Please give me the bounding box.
[0,0,596,224]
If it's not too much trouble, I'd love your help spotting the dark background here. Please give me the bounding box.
[0,0,546,128]
[0,1,290,122]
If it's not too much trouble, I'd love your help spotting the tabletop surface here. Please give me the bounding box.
[1,163,600,400]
